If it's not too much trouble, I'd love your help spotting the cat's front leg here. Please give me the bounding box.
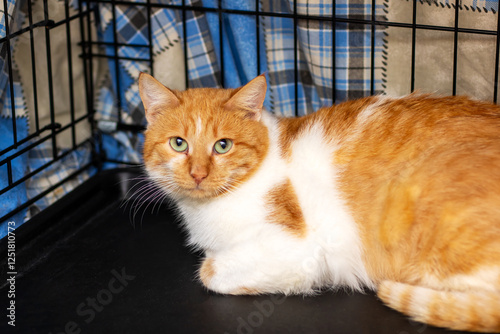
[199,256,264,295]
[199,260,255,295]
[198,245,315,295]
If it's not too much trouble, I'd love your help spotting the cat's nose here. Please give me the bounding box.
[190,167,208,185]
[191,173,206,185]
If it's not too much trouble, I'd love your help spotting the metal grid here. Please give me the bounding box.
[0,0,96,224]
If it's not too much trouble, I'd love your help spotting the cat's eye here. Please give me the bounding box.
[214,139,233,154]
[169,137,188,152]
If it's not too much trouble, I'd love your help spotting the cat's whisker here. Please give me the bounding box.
[124,181,157,207]
[117,171,152,189]
[119,173,180,224]
[117,174,149,187]
[155,189,172,209]
[130,184,162,226]
[152,191,171,215]
[217,178,243,196]
[123,186,156,225]
[214,182,237,197]
[138,188,166,226]
[127,188,153,226]
[120,179,154,209]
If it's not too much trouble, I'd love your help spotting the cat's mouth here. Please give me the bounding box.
[160,173,237,200]
[182,179,234,199]
[183,185,217,199]
[171,180,215,199]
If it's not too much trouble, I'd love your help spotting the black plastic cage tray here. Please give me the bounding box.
[0,168,473,334]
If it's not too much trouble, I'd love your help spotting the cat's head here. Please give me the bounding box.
[139,73,269,200]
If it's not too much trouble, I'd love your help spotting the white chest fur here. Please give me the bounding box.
[177,112,374,294]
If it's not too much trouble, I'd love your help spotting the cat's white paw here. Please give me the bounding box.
[198,256,315,295]
[199,257,263,295]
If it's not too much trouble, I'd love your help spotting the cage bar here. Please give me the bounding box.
[370,0,376,95]
[331,1,336,103]
[27,0,40,133]
[64,0,77,148]
[147,0,154,77]
[218,0,224,87]
[452,0,460,95]
[494,6,500,103]
[3,0,17,148]
[111,1,123,124]
[256,0,261,75]
[293,0,298,116]
[410,0,417,92]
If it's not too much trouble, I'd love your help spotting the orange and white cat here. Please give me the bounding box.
[139,72,500,333]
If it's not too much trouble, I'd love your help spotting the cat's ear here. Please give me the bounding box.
[224,74,267,121]
[139,72,180,124]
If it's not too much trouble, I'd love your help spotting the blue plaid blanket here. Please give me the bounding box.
[263,0,385,116]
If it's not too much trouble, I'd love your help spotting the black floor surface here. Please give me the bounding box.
[0,168,476,333]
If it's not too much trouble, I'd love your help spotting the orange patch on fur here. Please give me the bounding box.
[277,116,313,161]
[199,258,215,286]
[266,179,307,238]
[277,96,380,162]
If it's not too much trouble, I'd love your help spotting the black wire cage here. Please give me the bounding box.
[0,0,499,333]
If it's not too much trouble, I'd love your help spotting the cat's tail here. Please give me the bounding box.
[377,280,500,333]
